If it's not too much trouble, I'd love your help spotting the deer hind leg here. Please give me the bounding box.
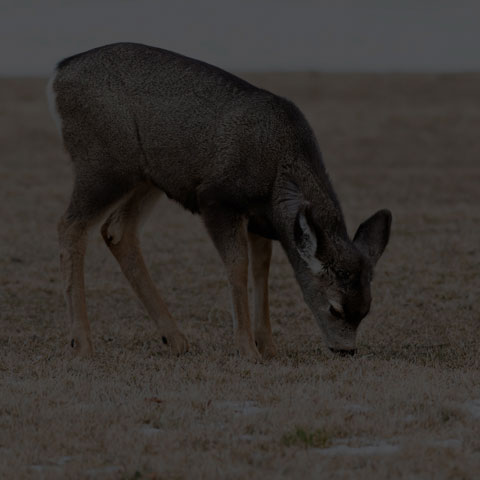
[58,215,92,356]
[199,198,260,361]
[58,172,135,357]
[101,183,188,355]
[248,232,276,358]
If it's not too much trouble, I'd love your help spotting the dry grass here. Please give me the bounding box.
[1,73,479,479]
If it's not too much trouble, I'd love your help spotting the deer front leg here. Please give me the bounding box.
[200,203,261,361]
[248,232,276,358]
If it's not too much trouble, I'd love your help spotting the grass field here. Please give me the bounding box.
[1,73,479,479]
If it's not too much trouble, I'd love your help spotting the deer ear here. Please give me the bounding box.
[294,205,325,274]
[353,209,392,265]
[279,178,325,273]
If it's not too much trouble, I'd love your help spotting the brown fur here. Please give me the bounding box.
[50,44,391,359]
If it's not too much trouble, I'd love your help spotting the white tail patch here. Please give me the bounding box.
[46,69,63,136]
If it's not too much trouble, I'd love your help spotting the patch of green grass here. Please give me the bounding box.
[282,427,331,449]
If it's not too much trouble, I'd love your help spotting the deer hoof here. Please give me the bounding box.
[236,338,262,362]
[69,337,93,358]
[163,331,189,355]
[255,334,277,358]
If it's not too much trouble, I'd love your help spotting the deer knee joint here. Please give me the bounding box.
[101,213,125,246]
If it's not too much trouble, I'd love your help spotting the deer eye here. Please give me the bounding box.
[329,304,343,319]
[337,270,352,282]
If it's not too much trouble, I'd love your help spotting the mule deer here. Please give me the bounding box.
[47,43,391,360]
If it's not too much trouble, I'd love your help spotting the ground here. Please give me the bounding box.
[0,73,479,479]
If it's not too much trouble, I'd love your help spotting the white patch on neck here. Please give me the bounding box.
[309,257,325,274]
[46,69,63,136]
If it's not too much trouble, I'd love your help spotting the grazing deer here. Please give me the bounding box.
[47,43,391,361]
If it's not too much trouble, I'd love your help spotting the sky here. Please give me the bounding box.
[1,0,479,75]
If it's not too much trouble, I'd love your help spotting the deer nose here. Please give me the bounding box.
[329,348,357,357]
